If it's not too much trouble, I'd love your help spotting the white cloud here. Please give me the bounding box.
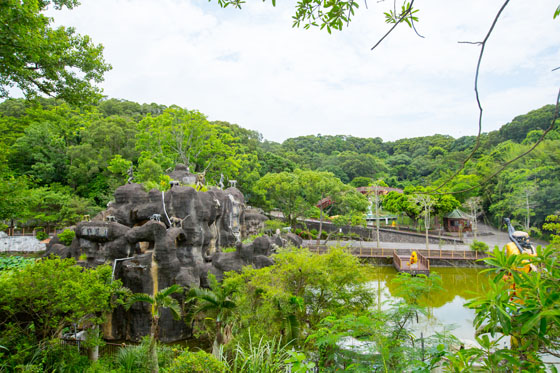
[48,0,560,142]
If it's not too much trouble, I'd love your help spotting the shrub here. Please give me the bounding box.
[221,337,290,373]
[243,234,263,244]
[112,337,175,372]
[58,229,76,246]
[470,240,489,252]
[114,344,147,372]
[264,220,287,235]
[167,349,226,373]
[298,231,312,240]
[35,231,49,241]
[41,341,90,373]
[529,226,542,239]
[222,247,237,253]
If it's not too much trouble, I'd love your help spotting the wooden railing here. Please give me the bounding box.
[3,227,61,237]
[418,252,430,271]
[393,250,402,268]
[306,245,488,261]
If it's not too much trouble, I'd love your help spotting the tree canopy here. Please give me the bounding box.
[0,0,111,104]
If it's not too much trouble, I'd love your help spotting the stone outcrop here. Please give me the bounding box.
[45,165,293,342]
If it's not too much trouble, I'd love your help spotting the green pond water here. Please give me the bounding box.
[367,266,488,345]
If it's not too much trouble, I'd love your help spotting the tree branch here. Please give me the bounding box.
[429,88,560,196]
[431,0,511,193]
[371,0,416,50]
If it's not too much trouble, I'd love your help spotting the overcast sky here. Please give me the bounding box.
[48,0,559,143]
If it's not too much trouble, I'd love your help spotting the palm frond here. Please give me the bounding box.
[222,300,237,309]
[125,293,154,310]
[187,287,219,306]
[158,284,183,298]
[167,303,182,320]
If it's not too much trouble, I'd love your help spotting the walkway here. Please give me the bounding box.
[306,244,489,262]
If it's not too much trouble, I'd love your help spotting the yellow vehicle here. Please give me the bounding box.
[503,218,538,350]
[504,218,537,274]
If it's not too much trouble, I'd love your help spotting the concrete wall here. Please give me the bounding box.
[0,232,46,253]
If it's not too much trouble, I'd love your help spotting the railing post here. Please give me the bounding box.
[476,250,478,260]
[360,246,362,256]
[464,250,466,259]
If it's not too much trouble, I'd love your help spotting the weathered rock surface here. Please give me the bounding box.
[45,165,294,342]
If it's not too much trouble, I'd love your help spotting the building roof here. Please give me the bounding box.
[445,209,471,220]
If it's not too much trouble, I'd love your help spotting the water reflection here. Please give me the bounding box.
[366,266,487,343]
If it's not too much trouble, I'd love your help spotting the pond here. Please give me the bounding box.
[366,266,490,346]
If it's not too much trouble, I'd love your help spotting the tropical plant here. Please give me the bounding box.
[186,273,238,357]
[462,246,560,370]
[220,336,291,373]
[125,284,183,373]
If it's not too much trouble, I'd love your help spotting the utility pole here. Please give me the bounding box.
[413,194,434,251]
[368,182,382,248]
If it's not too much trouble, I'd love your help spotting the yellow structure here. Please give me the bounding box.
[409,251,418,266]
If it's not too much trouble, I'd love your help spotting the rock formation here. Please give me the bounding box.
[45,165,297,342]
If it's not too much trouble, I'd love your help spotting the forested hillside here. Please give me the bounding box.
[1,97,558,235]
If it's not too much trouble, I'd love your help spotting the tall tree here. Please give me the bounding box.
[411,193,435,250]
[298,170,349,244]
[136,107,242,184]
[0,0,111,104]
[253,171,305,227]
[464,196,482,239]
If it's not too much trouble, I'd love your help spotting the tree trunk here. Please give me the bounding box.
[425,216,430,250]
[317,206,324,245]
[88,345,99,362]
[212,321,223,358]
[149,317,159,373]
[87,325,99,362]
[375,195,380,248]
[525,191,530,232]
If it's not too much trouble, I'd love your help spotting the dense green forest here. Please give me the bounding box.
[1,97,558,235]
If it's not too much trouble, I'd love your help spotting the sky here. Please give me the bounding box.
[48,0,560,143]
